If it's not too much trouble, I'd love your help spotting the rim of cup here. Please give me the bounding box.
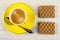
[9,8,27,25]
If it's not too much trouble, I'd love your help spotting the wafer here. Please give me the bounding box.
[38,22,55,34]
[38,6,55,18]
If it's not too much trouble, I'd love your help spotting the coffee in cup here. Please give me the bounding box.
[9,8,26,25]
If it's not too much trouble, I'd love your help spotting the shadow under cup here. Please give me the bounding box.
[9,8,27,25]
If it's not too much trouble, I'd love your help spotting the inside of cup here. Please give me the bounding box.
[9,8,26,25]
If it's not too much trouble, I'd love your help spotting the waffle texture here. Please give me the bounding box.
[38,22,55,34]
[38,6,55,18]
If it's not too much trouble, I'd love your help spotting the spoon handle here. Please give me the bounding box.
[19,25,33,33]
[6,17,33,34]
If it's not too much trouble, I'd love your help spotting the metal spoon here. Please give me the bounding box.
[5,17,33,33]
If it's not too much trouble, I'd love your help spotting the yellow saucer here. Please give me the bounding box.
[3,3,35,34]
